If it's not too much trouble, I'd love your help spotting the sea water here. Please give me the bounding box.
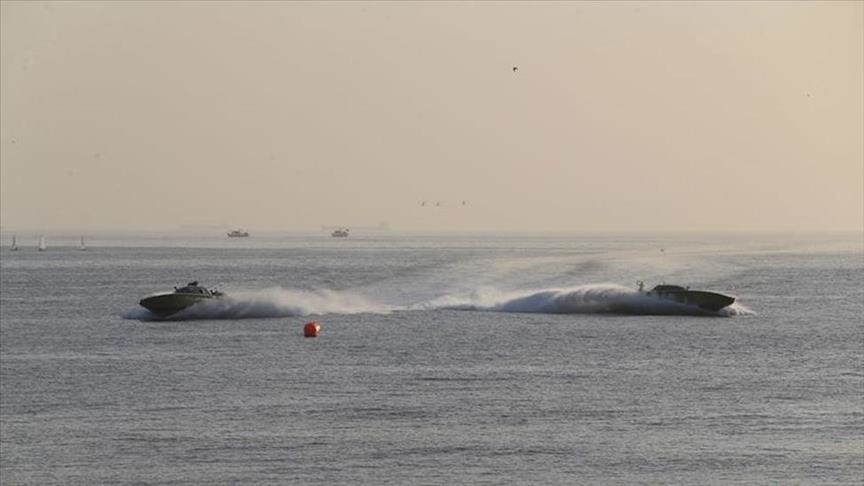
[1,232,862,485]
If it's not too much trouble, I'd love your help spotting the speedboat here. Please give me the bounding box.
[331,227,349,238]
[227,229,249,237]
[139,281,223,317]
[638,281,735,312]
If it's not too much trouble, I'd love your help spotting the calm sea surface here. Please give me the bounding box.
[1,232,862,485]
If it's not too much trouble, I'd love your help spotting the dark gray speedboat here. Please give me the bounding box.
[639,282,735,312]
[139,282,223,318]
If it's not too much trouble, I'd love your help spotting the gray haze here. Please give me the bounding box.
[1,1,862,232]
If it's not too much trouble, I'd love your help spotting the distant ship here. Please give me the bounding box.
[638,281,735,312]
[331,227,349,238]
[139,281,224,318]
[10,235,18,251]
[227,229,249,237]
[79,236,87,251]
[37,236,46,251]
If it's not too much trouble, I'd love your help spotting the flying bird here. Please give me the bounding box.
[512,66,518,72]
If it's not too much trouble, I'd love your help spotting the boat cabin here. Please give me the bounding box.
[175,282,213,296]
[652,285,688,292]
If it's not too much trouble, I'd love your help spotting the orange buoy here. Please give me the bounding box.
[303,321,321,338]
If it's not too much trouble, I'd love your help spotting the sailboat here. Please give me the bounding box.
[79,236,87,251]
[38,236,46,251]
[10,235,18,251]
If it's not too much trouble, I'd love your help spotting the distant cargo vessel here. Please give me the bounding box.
[331,228,349,238]
[227,229,249,237]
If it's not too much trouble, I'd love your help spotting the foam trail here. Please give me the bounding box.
[125,288,392,321]
[423,284,754,317]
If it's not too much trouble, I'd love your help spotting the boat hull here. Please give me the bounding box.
[139,293,214,317]
[651,289,735,312]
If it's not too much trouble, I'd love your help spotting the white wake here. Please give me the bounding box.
[126,288,392,320]
[420,284,753,317]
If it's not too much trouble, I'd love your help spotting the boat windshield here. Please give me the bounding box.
[176,282,211,295]
[652,285,687,292]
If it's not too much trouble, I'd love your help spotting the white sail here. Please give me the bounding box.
[10,235,18,251]
[38,236,46,251]
[79,236,86,251]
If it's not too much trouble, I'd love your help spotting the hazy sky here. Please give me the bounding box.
[1,1,862,232]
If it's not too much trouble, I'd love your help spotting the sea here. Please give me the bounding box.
[1,231,862,485]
